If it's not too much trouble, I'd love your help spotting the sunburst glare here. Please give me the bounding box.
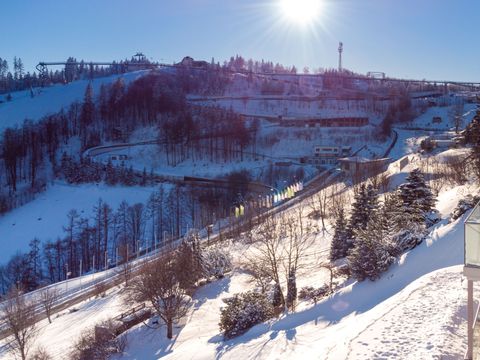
[280,0,323,25]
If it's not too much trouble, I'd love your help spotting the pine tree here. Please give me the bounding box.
[346,184,379,250]
[382,191,426,252]
[348,213,394,281]
[330,209,349,261]
[272,282,282,308]
[105,160,117,185]
[398,168,435,223]
[286,267,297,311]
[80,83,95,147]
[468,113,480,179]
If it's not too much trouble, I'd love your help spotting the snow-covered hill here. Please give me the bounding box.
[0,182,162,264]
[0,71,147,132]
[0,148,476,360]
[113,179,472,360]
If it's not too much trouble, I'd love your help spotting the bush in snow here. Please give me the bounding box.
[70,320,127,360]
[219,291,273,339]
[30,347,52,360]
[298,285,330,304]
[390,223,428,253]
[451,195,480,221]
[202,247,232,279]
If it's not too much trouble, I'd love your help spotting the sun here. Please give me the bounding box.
[280,0,322,25]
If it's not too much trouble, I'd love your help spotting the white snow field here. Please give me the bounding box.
[0,182,160,263]
[0,70,148,132]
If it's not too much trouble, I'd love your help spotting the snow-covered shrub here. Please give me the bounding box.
[202,247,232,279]
[30,347,52,360]
[219,291,273,339]
[451,195,480,221]
[391,222,428,253]
[298,285,330,304]
[70,320,127,360]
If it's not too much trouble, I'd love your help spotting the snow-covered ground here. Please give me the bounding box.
[0,71,477,359]
[0,71,147,132]
[1,147,476,360]
[0,182,160,263]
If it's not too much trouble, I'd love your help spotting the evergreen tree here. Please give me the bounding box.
[398,168,435,223]
[382,191,426,253]
[80,83,95,147]
[330,209,349,261]
[272,282,282,308]
[346,184,379,250]
[348,213,394,281]
[467,113,480,179]
[105,160,117,185]
[286,267,297,311]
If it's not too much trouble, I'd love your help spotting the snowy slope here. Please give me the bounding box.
[0,157,471,360]
[113,209,468,360]
[0,71,147,132]
[3,157,473,360]
[0,182,160,263]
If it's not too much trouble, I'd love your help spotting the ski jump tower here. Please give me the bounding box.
[464,202,480,359]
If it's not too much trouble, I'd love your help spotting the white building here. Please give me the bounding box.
[304,146,351,166]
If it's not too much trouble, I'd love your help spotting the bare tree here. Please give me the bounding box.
[242,256,273,294]
[39,287,60,324]
[449,101,464,133]
[308,189,329,233]
[327,183,348,221]
[2,288,38,360]
[319,262,335,292]
[253,214,285,307]
[130,254,190,339]
[116,243,132,287]
[250,207,313,312]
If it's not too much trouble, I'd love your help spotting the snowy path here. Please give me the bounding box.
[346,268,466,360]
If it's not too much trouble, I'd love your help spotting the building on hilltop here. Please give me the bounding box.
[301,146,351,167]
[177,56,209,69]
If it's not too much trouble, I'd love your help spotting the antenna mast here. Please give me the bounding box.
[338,42,343,71]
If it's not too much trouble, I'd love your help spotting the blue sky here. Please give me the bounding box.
[1,0,479,81]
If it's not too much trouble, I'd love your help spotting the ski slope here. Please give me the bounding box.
[0,71,148,132]
[0,182,160,263]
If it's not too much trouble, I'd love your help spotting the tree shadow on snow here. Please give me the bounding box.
[193,276,231,310]
[209,217,465,357]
